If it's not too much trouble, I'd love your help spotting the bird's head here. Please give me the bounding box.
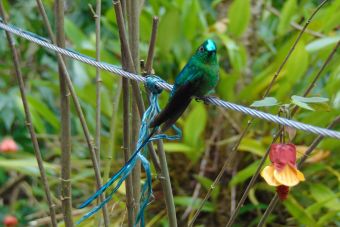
[194,39,217,64]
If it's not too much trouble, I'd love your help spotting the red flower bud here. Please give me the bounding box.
[0,138,18,153]
[276,185,290,201]
[3,215,18,227]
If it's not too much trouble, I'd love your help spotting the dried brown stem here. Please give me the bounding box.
[0,3,57,226]
[126,0,141,220]
[35,1,110,225]
[144,16,159,74]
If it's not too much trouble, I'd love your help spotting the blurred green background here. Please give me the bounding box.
[0,0,339,226]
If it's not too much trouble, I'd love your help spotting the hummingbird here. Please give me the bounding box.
[149,39,219,131]
[77,40,219,224]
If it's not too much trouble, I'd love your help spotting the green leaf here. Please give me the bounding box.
[174,196,215,212]
[228,0,251,37]
[250,97,278,107]
[163,142,193,153]
[1,107,15,130]
[291,96,329,111]
[291,100,314,111]
[284,196,316,226]
[229,160,261,186]
[239,138,265,156]
[306,37,340,53]
[181,1,204,40]
[27,96,60,131]
[0,158,58,176]
[277,0,297,35]
[283,42,309,83]
[309,184,339,211]
[291,95,329,103]
[306,192,340,215]
[183,103,207,147]
[158,8,181,53]
[317,210,340,226]
[64,18,91,49]
[220,35,247,72]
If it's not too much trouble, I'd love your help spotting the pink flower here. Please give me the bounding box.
[261,143,305,200]
[3,215,18,227]
[0,137,18,153]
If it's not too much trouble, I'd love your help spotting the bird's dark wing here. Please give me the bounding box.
[149,73,203,131]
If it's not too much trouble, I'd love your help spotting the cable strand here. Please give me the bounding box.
[0,20,339,139]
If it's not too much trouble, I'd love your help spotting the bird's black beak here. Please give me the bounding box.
[208,51,216,56]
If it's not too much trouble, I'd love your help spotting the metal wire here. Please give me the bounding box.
[1,20,339,140]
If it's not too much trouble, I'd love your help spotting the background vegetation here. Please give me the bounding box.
[0,0,339,226]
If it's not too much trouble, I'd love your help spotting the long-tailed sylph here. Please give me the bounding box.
[150,39,219,131]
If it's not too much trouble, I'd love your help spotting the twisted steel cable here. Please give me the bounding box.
[0,20,339,139]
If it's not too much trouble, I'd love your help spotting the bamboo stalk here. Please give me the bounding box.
[55,1,73,226]
[0,3,57,227]
[126,0,141,221]
[35,1,110,225]
[113,1,135,225]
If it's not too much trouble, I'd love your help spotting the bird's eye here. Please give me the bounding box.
[199,46,204,52]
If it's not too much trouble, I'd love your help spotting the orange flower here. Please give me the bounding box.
[261,143,305,200]
[0,137,18,153]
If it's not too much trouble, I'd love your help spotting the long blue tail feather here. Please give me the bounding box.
[77,77,182,226]
[78,128,157,210]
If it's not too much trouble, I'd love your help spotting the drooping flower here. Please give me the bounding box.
[261,143,305,200]
[0,137,18,153]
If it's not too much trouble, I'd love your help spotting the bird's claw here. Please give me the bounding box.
[202,95,217,105]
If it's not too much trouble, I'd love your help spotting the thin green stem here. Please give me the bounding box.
[104,78,122,183]
[95,0,102,168]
